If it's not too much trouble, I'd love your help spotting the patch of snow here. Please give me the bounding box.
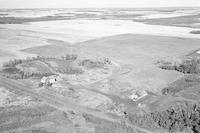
[1,19,200,42]
[197,50,200,54]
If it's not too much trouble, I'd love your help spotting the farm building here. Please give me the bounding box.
[128,90,147,101]
[40,75,57,86]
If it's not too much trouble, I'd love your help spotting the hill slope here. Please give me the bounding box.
[77,34,200,66]
[22,42,74,57]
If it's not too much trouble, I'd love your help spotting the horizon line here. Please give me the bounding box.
[0,6,200,9]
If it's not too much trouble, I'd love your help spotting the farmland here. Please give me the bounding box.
[2,33,200,132]
[3,32,200,132]
[1,7,200,133]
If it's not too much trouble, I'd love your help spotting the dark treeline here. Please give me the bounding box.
[126,102,200,133]
[151,103,200,133]
[3,54,79,68]
[1,68,53,79]
[176,59,200,74]
[3,56,52,68]
[61,54,78,61]
[1,54,80,79]
[1,56,56,79]
[159,58,200,74]
[79,58,111,69]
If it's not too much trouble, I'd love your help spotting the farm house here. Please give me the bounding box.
[128,90,147,101]
[40,75,57,86]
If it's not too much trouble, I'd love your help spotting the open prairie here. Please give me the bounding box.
[1,8,200,133]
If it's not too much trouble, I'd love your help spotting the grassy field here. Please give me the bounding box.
[45,58,83,74]
[21,33,200,94]
[0,49,15,57]
[7,32,200,133]
[75,34,200,93]
[22,43,74,57]
[0,104,82,133]
[23,34,200,66]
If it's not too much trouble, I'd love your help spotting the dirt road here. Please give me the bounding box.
[0,76,154,133]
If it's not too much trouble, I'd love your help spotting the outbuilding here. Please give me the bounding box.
[129,90,148,101]
[40,75,57,87]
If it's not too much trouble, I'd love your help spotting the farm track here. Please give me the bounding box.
[0,76,154,133]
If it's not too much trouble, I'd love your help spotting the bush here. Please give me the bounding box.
[127,113,159,131]
[151,103,200,133]
[158,58,200,74]
[1,66,53,79]
[80,59,105,69]
[176,59,200,74]
[62,54,78,61]
[160,65,176,70]
[190,30,200,34]
[161,87,173,95]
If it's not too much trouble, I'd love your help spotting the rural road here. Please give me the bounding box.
[0,76,154,133]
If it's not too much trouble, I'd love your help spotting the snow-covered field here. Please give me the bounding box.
[135,8,200,19]
[1,19,200,43]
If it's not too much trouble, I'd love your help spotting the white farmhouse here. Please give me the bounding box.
[40,75,57,86]
[41,77,48,84]
[128,93,139,101]
[129,90,148,101]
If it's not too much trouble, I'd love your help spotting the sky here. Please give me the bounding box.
[0,0,200,8]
